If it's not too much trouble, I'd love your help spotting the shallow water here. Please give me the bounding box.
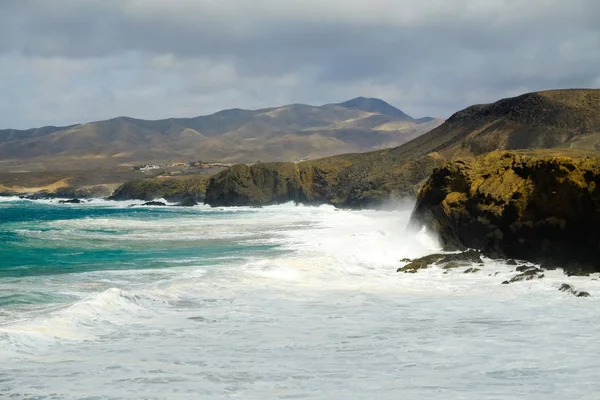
[1,198,599,399]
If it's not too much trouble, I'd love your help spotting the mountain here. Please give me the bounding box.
[336,97,415,120]
[0,99,441,172]
[200,89,600,207]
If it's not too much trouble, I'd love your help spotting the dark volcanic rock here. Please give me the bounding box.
[410,150,600,274]
[506,269,545,284]
[397,249,483,273]
[559,283,591,297]
[142,201,167,206]
[204,163,311,207]
[59,198,82,204]
[502,268,545,284]
[559,283,575,292]
[110,175,209,203]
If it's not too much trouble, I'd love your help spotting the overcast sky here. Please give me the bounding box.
[1,0,599,129]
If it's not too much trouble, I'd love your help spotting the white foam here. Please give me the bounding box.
[0,195,23,202]
[0,287,172,352]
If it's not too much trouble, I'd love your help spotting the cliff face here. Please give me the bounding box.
[109,175,210,202]
[410,150,600,273]
[203,163,313,206]
[204,153,442,207]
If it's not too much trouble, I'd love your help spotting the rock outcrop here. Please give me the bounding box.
[397,250,483,273]
[410,150,600,273]
[109,175,210,203]
[203,163,315,207]
[204,153,442,207]
[58,198,82,204]
[141,201,168,206]
[559,284,591,297]
[501,268,545,284]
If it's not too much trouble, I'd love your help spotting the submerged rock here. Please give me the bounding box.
[559,283,574,292]
[59,198,82,204]
[397,249,483,273]
[410,150,600,274]
[141,201,167,206]
[503,268,545,284]
[442,261,463,270]
[464,267,481,273]
[559,283,591,297]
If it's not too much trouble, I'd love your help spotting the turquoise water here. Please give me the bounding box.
[0,202,274,278]
[0,198,282,318]
[1,197,600,399]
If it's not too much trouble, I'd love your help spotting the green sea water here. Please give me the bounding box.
[1,200,276,276]
[0,198,281,313]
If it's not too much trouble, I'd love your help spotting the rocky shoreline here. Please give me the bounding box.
[396,249,593,297]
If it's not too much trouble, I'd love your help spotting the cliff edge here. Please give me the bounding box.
[410,150,600,273]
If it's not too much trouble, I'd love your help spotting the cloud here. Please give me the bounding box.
[0,0,599,128]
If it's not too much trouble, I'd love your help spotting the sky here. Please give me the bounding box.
[0,0,599,129]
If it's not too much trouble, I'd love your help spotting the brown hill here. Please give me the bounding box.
[0,98,441,172]
[398,89,600,159]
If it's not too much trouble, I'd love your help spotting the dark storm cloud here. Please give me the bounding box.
[0,0,598,128]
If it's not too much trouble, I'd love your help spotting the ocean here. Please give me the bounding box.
[0,197,599,399]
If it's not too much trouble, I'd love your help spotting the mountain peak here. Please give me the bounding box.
[337,97,414,121]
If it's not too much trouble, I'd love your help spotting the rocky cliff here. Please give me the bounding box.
[109,175,211,202]
[410,150,600,273]
[203,152,442,207]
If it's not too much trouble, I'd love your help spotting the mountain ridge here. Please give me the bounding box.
[0,98,440,172]
[335,97,415,121]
